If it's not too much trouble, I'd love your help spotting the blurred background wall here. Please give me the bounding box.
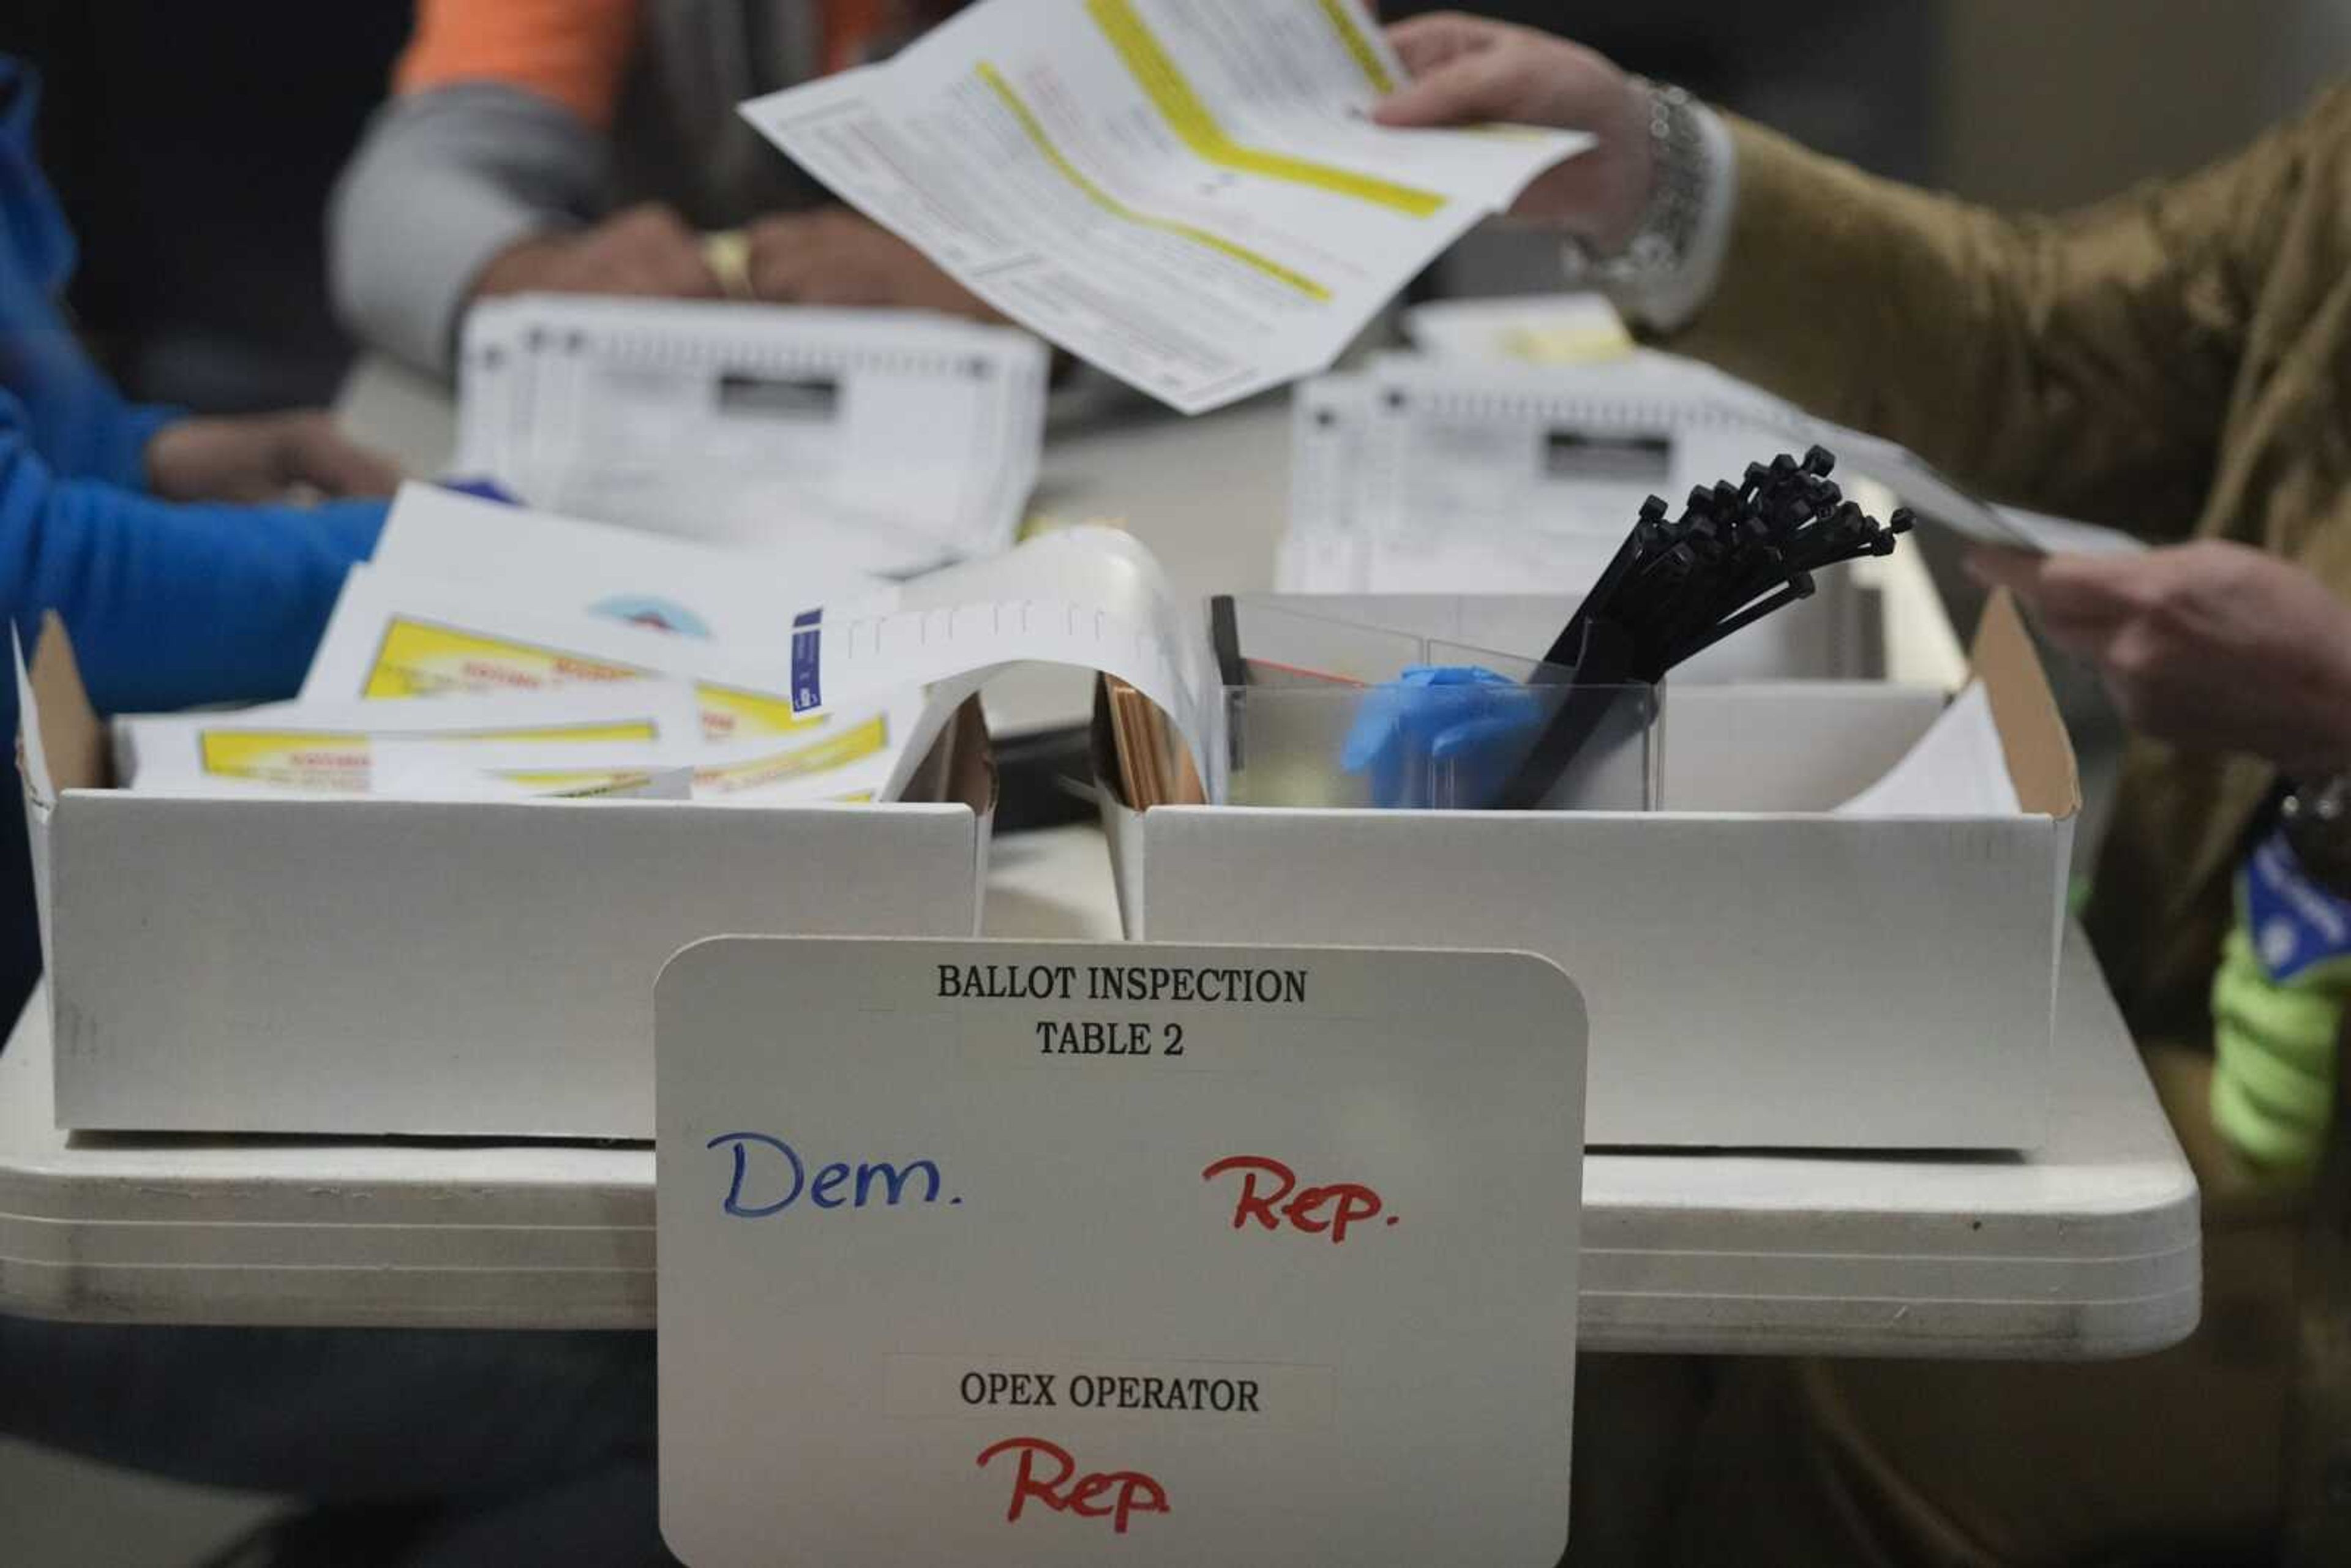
[0,1,412,411]
[1941,0,2351,207]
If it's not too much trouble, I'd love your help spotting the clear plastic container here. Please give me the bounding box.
[1207,602,1659,811]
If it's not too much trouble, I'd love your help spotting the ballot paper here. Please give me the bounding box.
[739,0,1588,413]
[1401,292,1633,366]
[1281,356,1773,595]
[371,484,893,640]
[1974,505,2147,558]
[118,685,707,793]
[1834,682,2022,817]
[456,296,1049,573]
[1819,426,2148,558]
[689,736,901,805]
[366,759,698,801]
[370,710,919,808]
[302,566,833,743]
[125,772,564,803]
[306,527,1215,802]
[1282,354,2144,597]
[1278,373,1374,591]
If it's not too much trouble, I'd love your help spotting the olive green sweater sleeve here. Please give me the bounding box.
[1670,100,2339,540]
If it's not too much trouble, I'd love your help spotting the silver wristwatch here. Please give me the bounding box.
[2282,773,2351,895]
[1562,79,1711,286]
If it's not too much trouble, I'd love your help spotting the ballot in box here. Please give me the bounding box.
[1098,593,2076,1152]
[15,619,996,1139]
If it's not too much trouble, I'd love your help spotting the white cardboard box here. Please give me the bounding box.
[17,619,994,1139]
[1101,594,2077,1150]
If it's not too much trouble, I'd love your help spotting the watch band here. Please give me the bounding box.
[1562,79,1711,287]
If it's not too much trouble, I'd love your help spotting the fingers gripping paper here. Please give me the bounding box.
[739,0,1589,413]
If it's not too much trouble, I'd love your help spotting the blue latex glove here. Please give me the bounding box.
[1340,665,1544,808]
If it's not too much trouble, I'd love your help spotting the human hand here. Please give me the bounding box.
[1372,13,1657,249]
[1968,540,2351,778]
[146,411,402,503]
[473,203,721,301]
[744,208,997,318]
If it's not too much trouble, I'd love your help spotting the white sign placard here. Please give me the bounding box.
[656,938,1586,1566]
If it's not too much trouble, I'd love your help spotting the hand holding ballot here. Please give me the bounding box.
[1373,13,1659,247]
[738,0,1588,411]
[1970,540,2351,779]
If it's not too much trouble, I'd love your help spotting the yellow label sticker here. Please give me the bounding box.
[197,732,372,791]
[362,618,643,700]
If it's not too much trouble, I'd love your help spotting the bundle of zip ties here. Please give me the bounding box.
[1493,445,1913,809]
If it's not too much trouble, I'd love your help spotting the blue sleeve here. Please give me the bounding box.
[62,393,180,495]
[0,59,185,493]
[0,312,186,497]
[2,425,381,720]
[0,230,192,493]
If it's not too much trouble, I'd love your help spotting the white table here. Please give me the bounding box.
[0,359,2198,1357]
[0,827,2195,1359]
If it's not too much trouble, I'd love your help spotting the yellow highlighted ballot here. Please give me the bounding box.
[363,618,640,699]
[977,63,1333,301]
[699,685,827,741]
[743,0,1588,413]
[1316,0,1395,92]
[360,617,821,741]
[1088,0,1442,217]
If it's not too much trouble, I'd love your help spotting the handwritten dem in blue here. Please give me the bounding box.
[707,1132,958,1217]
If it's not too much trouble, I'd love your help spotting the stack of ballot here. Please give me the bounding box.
[35,486,1243,1140]
[1283,297,2145,604]
[114,486,918,806]
[108,486,1221,811]
[455,297,1051,577]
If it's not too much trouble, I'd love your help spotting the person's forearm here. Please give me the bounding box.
[1,318,181,491]
[1661,114,2272,538]
[329,84,608,378]
[7,469,382,714]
